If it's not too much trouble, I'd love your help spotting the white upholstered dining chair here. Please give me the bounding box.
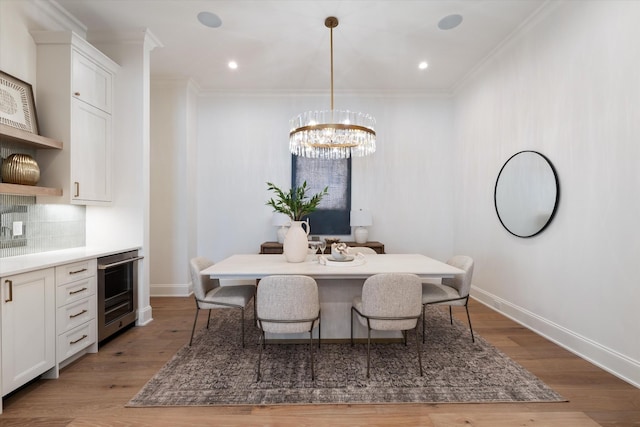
[188,257,256,347]
[347,246,378,255]
[351,273,423,378]
[421,255,475,343]
[256,275,321,381]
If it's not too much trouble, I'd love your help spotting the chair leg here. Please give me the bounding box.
[465,304,475,343]
[366,321,372,379]
[309,328,315,381]
[414,326,423,376]
[403,330,408,346]
[350,308,355,346]
[205,309,212,329]
[189,309,200,346]
[422,304,426,343]
[318,313,321,349]
[257,330,265,381]
[241,307,245,348]
[253,295,257,327]
[449,306,453,325]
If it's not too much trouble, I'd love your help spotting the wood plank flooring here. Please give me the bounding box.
[1,297,638,426]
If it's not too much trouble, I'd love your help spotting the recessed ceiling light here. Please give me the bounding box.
[228,61,238,70]
[197,11,222,28]
[418,61,428,70]
[438,14,463,30]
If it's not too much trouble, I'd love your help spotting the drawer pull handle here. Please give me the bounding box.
[69,287,88,295]
[70,334,88,345]
[74,181,80,197]
[74,92,81,96]
[70,309,88,318]
[69,268,87,275]
[4,280,12,303]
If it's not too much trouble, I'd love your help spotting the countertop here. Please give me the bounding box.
[0,246,142,276]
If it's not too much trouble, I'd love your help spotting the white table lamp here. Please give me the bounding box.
[271,212,291,243]
[350,209,372,244]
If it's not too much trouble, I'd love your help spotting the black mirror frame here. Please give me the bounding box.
[494,150,560,238]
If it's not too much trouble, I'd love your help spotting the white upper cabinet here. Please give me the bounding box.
[72,50,113,113]
[31,31,119,205]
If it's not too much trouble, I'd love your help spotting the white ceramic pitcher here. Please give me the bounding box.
[283,219,310,262]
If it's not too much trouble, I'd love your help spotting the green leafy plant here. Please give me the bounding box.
[266,181,329,221]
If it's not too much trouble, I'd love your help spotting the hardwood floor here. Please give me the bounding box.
[1,297,638,426]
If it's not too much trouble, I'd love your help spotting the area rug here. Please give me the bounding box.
[127,307,564,406]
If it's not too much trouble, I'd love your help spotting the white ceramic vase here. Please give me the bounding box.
[283,219,310,263]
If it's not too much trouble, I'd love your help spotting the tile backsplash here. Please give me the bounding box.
[0,195,86,258]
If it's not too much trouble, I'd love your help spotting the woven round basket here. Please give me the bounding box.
[1,153,40,185]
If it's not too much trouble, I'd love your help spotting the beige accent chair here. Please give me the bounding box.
[347,246,378,255]
[189,257,256,347]
[351,273,423,378]
[256,275,321,381]
[421,255,475,343]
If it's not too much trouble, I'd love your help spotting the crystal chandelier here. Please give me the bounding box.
[289,17,376,159]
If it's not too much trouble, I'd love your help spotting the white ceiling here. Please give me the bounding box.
[54,0,547,94]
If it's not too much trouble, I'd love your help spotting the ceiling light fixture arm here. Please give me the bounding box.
[326,16,338,111]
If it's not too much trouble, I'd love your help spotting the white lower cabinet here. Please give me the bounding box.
[1,268,56,397]
[53,259,98,371]
[0,259,98,413]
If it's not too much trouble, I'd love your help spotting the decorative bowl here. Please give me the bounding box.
[1,153,40,185]
[331,242,349,260]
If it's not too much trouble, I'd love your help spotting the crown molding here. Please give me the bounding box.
[33,0,87,37]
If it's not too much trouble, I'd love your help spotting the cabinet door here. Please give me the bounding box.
[72,50,112,113]
[71,100,112,203]
[1,269,56,395]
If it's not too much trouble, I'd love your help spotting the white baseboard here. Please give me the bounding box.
[136,304,153,326]
[471,286,640,388]
[151,283,192,297]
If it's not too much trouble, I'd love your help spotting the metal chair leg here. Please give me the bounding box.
[241,307,245,348]
[465,304,475,342]
[414,326,423,376]
[422,304,426,343]
[189,309,199,346]
[309,328,315,381]
[257,330,265,381]
[449,306,453,324]
[350,308,355,346]
[206,309,212,329]
[366,321,372,378]
[318,313,321,349]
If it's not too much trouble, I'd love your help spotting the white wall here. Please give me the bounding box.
[454,1,640,386]
[149,79,198,295]
[0,1,37,84]
[86,30,160,325]
[195,93,454,263]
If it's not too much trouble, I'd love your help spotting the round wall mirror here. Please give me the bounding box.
[494,151,559,238]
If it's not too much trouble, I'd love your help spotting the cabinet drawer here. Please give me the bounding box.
[56,276,96,308]
[57,319,96,362]
[57,297,95,333]
[72,50,113,113]
[56,259,97,285]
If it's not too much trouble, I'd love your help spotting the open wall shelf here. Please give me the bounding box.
[0,182,63,197]
[0,123,63,150]
[1,123,63,196]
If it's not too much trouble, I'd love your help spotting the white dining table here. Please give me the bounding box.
[202,253,463,340]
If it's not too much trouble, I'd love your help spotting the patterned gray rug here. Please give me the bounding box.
[128,307,564,406]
